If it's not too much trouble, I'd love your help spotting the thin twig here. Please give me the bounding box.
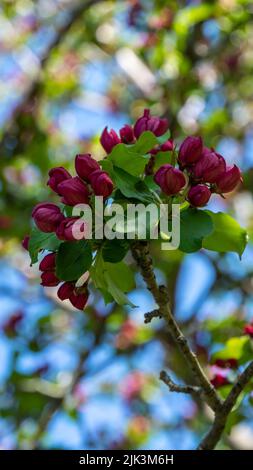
[160,370,202,396]
[144,309,162,323]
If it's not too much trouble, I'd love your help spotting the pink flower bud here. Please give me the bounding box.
[57,176,90,206]
[39,253,56,272]
[69,291,89,310]
[150,139,174,155]
[154,164,186,195]
[90,170,114,198]
[57,282,75,301]
[100,127,121,154]
[22,235,30,251]
[211,374,230,389]
[178,136,203,167]
[215,165,242,193]
[119,125,135,144]
[133,109,169,139]
[41,271,60,287]
[32,203,64,233]
[56,217,83,241]
[244,324,253,338]
[192,149,226,183]
[47,167,71,194]
[75,154,100,182]
[160,139,174,152]
[188,185,211,207]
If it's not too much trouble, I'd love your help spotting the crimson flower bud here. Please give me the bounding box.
[178,136,203,167]
[150,139,174,155]
[244,324,253,338]
[154,164,186,195]
[57,282,75,301]
[100,127,121,154]
[56,217,86,241]
[22,235,30,251]
[90,170,114,198]
[119,124,135,144]
[47,167,71,194]
[133,109,169,139]
[32,203,64,233]
[39,253,56,272]
[69,291,89,310]
[160,139,174,152]
[211,374,230,389]
[188,184,211,207]
[215,165,242,193]
[75,154,100,182]
[57,176,89,206]
[41,271,60,287]
[214,358,238,369]
[192,149,226,183]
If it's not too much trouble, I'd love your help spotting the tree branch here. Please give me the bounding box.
[198,360,253,450]
[160,370,202,396]
[131,241,222,413]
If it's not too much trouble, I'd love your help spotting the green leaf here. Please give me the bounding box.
[131,131,158,154]
[212,337,252,365]
[56,241,92,281]
[106,132,157,177]
[179,208,213,253]
[112,167,154,203]
[102,239,129,263]
[202,211,248,257]
[91,253,136,306]
[28,227,62,264]
[153,151,172,172]
[108,144,147,176]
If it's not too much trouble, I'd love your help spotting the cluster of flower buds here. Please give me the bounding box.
[25,108,243,312]
[153,135,242,206]
[210,357,238,389]
[39,252,89,309]
[32,154,114,237]
[100,108,169,154]
[30,154,113,310]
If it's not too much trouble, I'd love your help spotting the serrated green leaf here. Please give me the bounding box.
[202,211,248,257]
[28,227,62,264]
[56,241,92,281]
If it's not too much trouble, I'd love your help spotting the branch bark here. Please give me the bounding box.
[160,370,202,396]
[131,240,253,450]
[198,360,253,450]
[131,241,222,413]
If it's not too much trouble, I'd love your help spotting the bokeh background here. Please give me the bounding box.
[1,0,253,450]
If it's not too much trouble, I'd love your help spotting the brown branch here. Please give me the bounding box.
[160,370,202,396]
[198,360,253,450]
[131,241,222,413]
